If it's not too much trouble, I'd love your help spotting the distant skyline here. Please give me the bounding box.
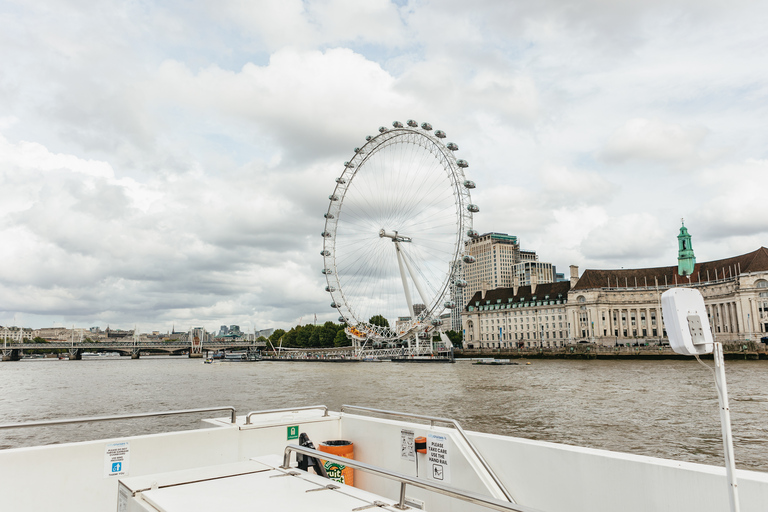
[1,1,767,330]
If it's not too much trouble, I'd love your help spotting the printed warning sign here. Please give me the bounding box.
[427,433,450,483]
[105,441,130,478]
[400,429,415,461]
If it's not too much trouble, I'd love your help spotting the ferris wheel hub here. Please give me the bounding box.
[378,229,411,243]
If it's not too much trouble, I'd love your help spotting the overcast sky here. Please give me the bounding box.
[1,0,767,331]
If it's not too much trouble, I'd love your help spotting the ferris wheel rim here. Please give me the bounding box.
[322,123,474,340]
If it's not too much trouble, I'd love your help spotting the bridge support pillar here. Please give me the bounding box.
[188,352,203,358]
[68,348,82,361]
[2,349,21,361]
[131,349,140,359]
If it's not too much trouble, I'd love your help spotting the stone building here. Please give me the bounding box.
[462,281,571,349]
[463,232,553,308]
[568,224,768,345]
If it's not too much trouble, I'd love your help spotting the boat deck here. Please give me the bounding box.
[119,457,404,512]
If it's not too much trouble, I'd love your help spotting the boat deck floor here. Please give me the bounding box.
[119,456,402,512]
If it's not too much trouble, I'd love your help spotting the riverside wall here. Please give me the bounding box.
[455,342,768,360]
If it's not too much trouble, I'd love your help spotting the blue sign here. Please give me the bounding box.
[112,462,122,472]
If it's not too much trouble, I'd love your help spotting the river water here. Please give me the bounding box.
[1,357,767,471]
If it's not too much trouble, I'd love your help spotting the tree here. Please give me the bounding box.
[369,315,389,328]
[269,329,286,346]
[445,330,463,349]
[334,329,350,347]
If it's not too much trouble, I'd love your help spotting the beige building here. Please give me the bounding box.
[462,281,571,349]
[569,247,768,345]
[463,224,768,348]
[463,233,552,307]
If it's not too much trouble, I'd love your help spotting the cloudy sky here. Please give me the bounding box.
[1,0,767,331]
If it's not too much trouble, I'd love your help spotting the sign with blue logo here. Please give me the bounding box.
[104,441,130,478]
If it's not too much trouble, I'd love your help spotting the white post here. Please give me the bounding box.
[395,242,415,319]
[400,247,430,308]
[714,342,740,512]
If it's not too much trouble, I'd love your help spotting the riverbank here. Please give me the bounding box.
[455,341,768,360]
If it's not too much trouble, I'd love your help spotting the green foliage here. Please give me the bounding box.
[445,330,463,349]
[267,322,349,349]
[256,336,268,343]
[334,328,350,347]
[269,329,286,344]
[32,337,48,344]
[368,315,389,328]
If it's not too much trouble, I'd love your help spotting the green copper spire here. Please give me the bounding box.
[677,219,696,276]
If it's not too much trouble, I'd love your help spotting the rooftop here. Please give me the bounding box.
[572,247,768,291]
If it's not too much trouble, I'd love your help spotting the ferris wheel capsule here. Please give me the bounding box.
[338,316,346,323]
[434,130,446,138]
[406,119,418,127]
[365,135,373,141]
[322,268,333,275]
[325,285,335,292]
[468,229,479,237]
[344,161,355,168]
[463,255,476,263]
[431,318,442,326]
[331,302,340,308]
[454,279,468,288]
[321,231,332,237]
[392,121,403,128]
[329,194,339,201]
[444,301,456,309]
[336,177,346,184]
[447,142,458,151]
[321,250,330,256]
[354,147,362,153]
[421,122,432,131]
[467,204,479,213]
[456,159,468,168]
[324,213,334,219]
[463,180,476,189]
[379,126,388,133]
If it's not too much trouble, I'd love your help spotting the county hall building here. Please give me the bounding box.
[462,223,768,348]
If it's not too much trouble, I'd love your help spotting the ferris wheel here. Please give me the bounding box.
[321,120,478,343]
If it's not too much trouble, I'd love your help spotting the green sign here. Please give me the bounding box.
[287,425,299,440]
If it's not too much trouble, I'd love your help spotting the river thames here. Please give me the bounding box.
[1,357,766,471]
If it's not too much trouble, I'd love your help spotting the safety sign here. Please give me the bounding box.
[105,441,130,478]
[400,429,415,461]
[427,433,450,483]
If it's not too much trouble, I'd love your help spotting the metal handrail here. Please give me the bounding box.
[0,406,237,430]
[340,405,515,503]
[245,405,329,425]
[281,445,538,512]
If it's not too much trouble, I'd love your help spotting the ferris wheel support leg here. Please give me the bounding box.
[395,242,415,318]
[400,246,430,308]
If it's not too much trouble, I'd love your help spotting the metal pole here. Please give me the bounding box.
[713,342,740,512]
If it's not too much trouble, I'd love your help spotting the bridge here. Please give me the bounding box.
[1,339,266,361]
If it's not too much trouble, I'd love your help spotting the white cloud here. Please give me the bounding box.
[2,0,768,329]
[599,118,711,169]
[695,159,768,239]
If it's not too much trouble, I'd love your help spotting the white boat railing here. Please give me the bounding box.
[341,404,515,503]
[0,406,237,430]
[282,444,539,512]
[244,405,330,425]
